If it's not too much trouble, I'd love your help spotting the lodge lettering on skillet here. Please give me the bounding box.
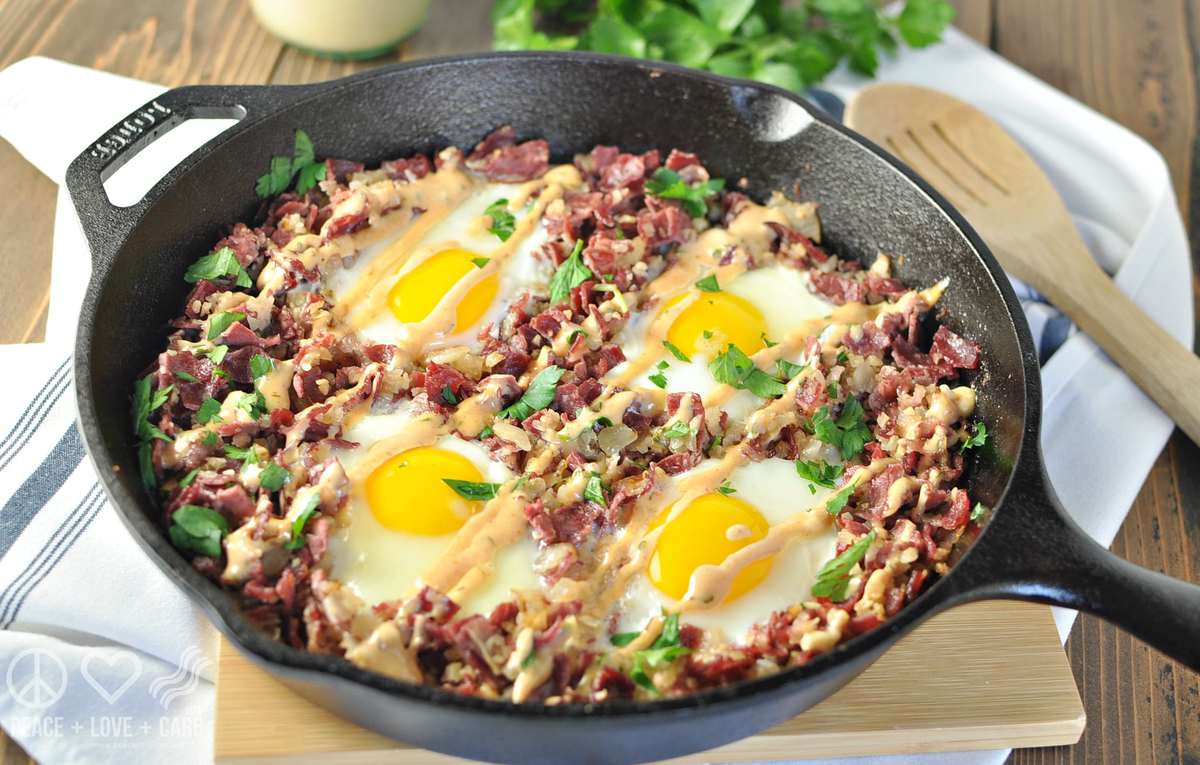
[88,100,172,161]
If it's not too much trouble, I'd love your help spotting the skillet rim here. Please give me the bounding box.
[71,49,1038,721]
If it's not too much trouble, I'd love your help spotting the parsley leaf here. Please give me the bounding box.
[202,431,219,447]
[584,473,606,505]
[645,168,724,217]
[257,129,326,198]
[284,492,321,551]
[811,400,873,460]
[174,370,199,383]
[795,459,840,489]
[661,339,691,362]
[717,481,736,495]
[811,531,875,601]
[471,256,491,268]
[224,444,260,465]
[206,311,245,340]
[709,343,786,398]
[169,504,229,559]
[255,155,293,198]
[898,0,957,46]
[441,385,459,405]
[824,483,856,515]
[694,274,721,292]
[777,358,806,379]
[484,198,516,241]
[648,369,668,389]
[443,479,502,501]
[131,374,173,488]
[499,365,566,420]
[249,354,274,380]
[970,501,989,523]
[178,468,200,489]
[196,397,222,426]
[184,246,252,289]
[961,421,988,452]
[258,462,292,492]
[205,344,229,366]
[657,421,693,440]
[610,631,641,647]
[293,161,326,195]
[761,333,777,348]
[548,240,592,304]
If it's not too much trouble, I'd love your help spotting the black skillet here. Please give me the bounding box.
[65,53,1200,765]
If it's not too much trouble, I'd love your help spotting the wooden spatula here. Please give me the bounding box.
[846,83,1200,445]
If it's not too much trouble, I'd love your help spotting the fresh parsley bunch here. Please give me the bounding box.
[492,0,955,91]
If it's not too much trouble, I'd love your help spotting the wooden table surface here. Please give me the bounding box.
[0,1,1196,763]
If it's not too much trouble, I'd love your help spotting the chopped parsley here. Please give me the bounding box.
[131,374,173,489]
[970,501,989,523]
[709,343,786,398]
[471,256,491,268]
[645,168,724,218]
[824,483,856,515]
[694,273,721,292]
[717,481,737,495]
[178,467,200,489]
[258,462,292,492]
[548,239,592,304]
[811,531,875,601]
[810,399,872,460]
[836,350,850,365]
[610,631,640,647]
[478,426,494,439]
[284,492,321,551]
[826,380,840,399]
[256,129,326,198]
[206,311,245,340]
[183,246,251,289]
[174,370,199,383]
[168,504,229,559]
[657,420,693,440]
[795,459,840,489]
[442,479,502,501]
[196,397,222,426]
[249,354,274,380]
[584,473,606,505]
[224,444,260,465]
[776,358,805,379]
[205,344,229,366]
[961,421,988,451]
[648,359,669,390]
[201,431,219,447]
[661,339,691,362]
[761,333,777,348]
[628,611,691,692]
[441,385,459,405]
[484,198,516,241]
[498,365,565,420]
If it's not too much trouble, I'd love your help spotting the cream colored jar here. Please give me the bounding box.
[250,0,432,59]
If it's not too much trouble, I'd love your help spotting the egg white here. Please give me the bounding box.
[326,403,540,614]
[613,457,838,644]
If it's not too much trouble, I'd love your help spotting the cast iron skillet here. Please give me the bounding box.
[65,53,1200,765]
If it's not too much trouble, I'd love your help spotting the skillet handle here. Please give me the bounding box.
[957,458,1200,669]
[64,83,320,270]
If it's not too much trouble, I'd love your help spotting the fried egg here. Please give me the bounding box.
[612,264,835,421]
[323,183,551,350]
[613,456,838,643]
[327,402,540,615]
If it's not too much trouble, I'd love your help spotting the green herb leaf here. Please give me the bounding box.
[717,481,736,495]
[795,459,840,489]
[548,239,592,304]
[206,311,245,340]
[970,501,989,523]
[610,631,641,647]
[224,444,260,465]
[584,473,606,505]
[184,246,252,289]
[824,483,856,515]
[499,365,566,420]
[174,370,199,383]
[898,0,956,47]
[585,14,646,57]
[695,274,720,292]
[478,426,494,439]
[743,368,786,398]
[206,344,229,366]
[658,421,693,440]
[761,333,777,348]
[648,370,668,389]
[777,358,805,379]
[472,256,491,268]
[178,467,201,488]
[709,343,786,398]
[443,478,502,501]
[961,421,988,452]
[484,198,516,241]
[249,354,274,380]
[258,462,292,492]
[196,397,223,426]
[811,399,873,460]
[202,431,219,447]
[285,492,321,551]
[256,155,293,199]
[645,168,724,218]
[169,504,229,558]
[811,531,875,601]
[442,385,459,405]
[836,350,850,365]
[294,161,326,195]
[661,339,691,362]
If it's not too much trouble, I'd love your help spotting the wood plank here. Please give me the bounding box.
[948,0,993,47]
[0,140,55,343]
[215,602,1083,763]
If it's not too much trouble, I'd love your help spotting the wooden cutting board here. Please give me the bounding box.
[214,600,1084,763]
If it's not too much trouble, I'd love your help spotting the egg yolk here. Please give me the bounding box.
[663,292,767,358]
[648,493,773,603]
[365,446,487,536]
[387,248,499,331]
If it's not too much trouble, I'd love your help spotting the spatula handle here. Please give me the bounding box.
[1046,252,1200,445]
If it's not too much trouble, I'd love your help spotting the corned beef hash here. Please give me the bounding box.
[134,126,988,703]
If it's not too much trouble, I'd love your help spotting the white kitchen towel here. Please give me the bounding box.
[0,22,1192,765]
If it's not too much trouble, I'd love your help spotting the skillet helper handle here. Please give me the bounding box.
[64,83,316,270]
[961,460,1200,669]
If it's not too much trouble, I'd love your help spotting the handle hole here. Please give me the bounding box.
[102,107,245,208]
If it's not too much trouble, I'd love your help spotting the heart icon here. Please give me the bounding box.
[80,649,142,704]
